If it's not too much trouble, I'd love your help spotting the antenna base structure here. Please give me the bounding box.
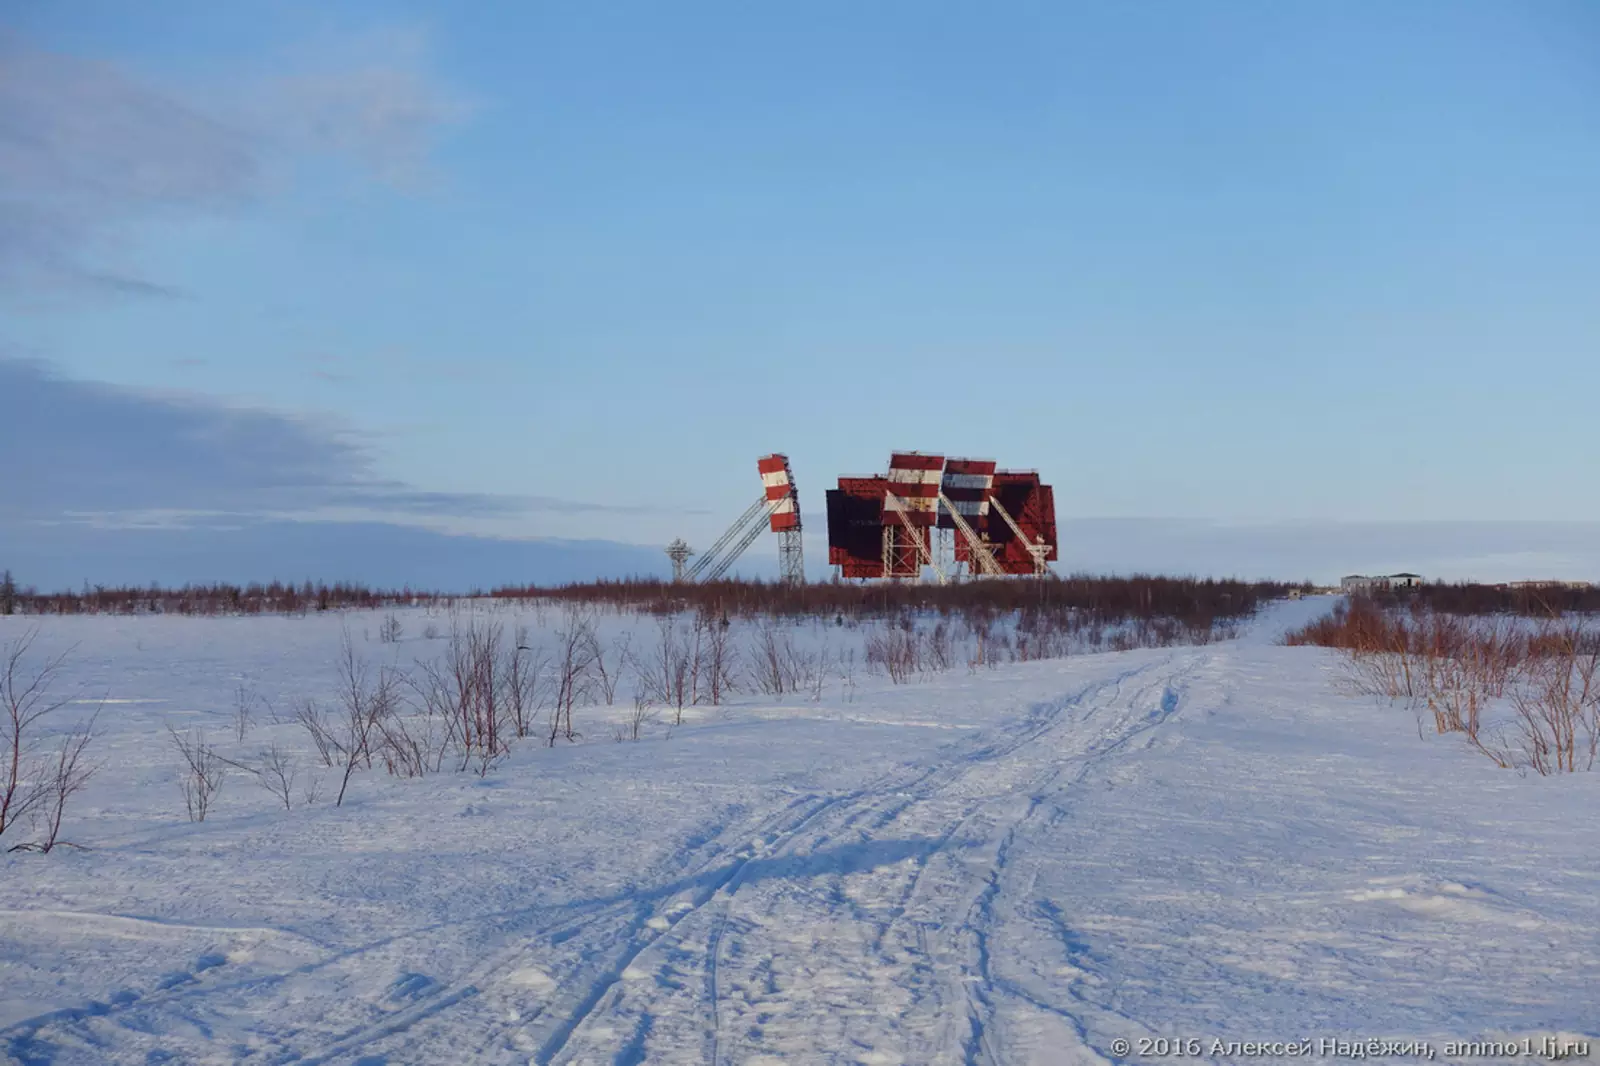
[675,454,804,585]
[778,528,805,585]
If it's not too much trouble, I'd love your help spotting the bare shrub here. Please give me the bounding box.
[504,636,549,740]
[257,743,299,811]
[638,615,694,722]
[3,629,98,850]
[615,696,655,742]
[838,648,858,703]
[168,725,226,822]
[550,605,599,744]
[1510,621,1600,774]
[233,684,268,742]
[699,612,737,706]
[406,618,516,774]
[807,647,832,701]
[297,630,397,804]
[865,624,921,684]
[590,630,630,706]
[750,620,821,696]
[1291,597,1600,773]
[380,612,404,644]
[927,620,954,673]
[12,712,98,853]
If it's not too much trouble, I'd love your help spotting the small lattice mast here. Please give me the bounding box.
[758,454,805,585]
[664,539,695,582]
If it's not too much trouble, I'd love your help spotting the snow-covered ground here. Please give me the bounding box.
[2,598,1597,1065]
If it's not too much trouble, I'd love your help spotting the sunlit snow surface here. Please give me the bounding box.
[2,598,1597,1065]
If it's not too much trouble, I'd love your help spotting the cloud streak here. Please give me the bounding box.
[0,27,468,301]
[0,359,644,528]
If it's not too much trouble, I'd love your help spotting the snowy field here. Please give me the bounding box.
[2,597,1597,1065]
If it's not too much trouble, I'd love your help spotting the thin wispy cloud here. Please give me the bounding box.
[0,359,644,529]
[0,26,468,303]
[252,25,475,190]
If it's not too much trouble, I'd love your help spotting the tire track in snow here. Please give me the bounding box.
[956,661,1201,1064]
[556,654,1196,1065]
[525,786,864,1066]
[5,789,846,1066]
[14,652,1199,1066]
[295,788,858,1066]
[529,670,1162,1066]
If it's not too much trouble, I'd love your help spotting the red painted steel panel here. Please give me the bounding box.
[884,452,942,529]
[758,453,801,532]
[988,472,1058,573]
[938,457,996,530]
[827,478,889,576]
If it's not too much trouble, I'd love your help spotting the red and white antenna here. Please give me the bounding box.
[882,452,945,582]
[673,454,805,585]
[758,454,804,585]
[939,458,1004,577]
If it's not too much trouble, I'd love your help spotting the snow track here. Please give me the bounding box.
[9,606,1598,1065]
[4,649,1202,1065]
[534,652,1200,1065]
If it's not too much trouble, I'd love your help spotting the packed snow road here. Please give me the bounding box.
[3,604,1598,1064]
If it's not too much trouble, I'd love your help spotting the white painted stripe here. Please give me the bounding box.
[767,497,796,514]
[941,473,995,490]
[887,468,942,485]
[761,470,790,489]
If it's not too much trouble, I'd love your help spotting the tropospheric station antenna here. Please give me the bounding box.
[759,454,805,585]
[674,454,804,585]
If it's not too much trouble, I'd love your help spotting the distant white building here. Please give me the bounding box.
[1341,573,1424,592]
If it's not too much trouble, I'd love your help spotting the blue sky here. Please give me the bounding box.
[4,1,1598,588]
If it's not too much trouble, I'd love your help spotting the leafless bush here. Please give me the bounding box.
[750,620,822,696]
[257,743,299,811]
[838,648,858,702]
[297,630,397,804]
[17,713,98,853]
[698,612,737,706]
[410,618,515,773]
[487,575,1296,626]
[1510,622,1600,775]
[865,625,922,684]
[504,636,549,740]
[1293,599,1600,773]
[615,696,655,742]
[550,605,599,744]
[372,702,442,779]
[233,684,268,742]
[423,622,441,640]
[380,612,404,644]
[168,725,226,822]
[928,621,954,673]
[3,629,98,851]
[590,630,630,706]
[638,615,694,722]
[807,648,831,701]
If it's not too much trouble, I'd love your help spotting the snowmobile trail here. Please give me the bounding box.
[11,601,1600,1064]
[542,650,1202,1065]
[5,649,1202,1066]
